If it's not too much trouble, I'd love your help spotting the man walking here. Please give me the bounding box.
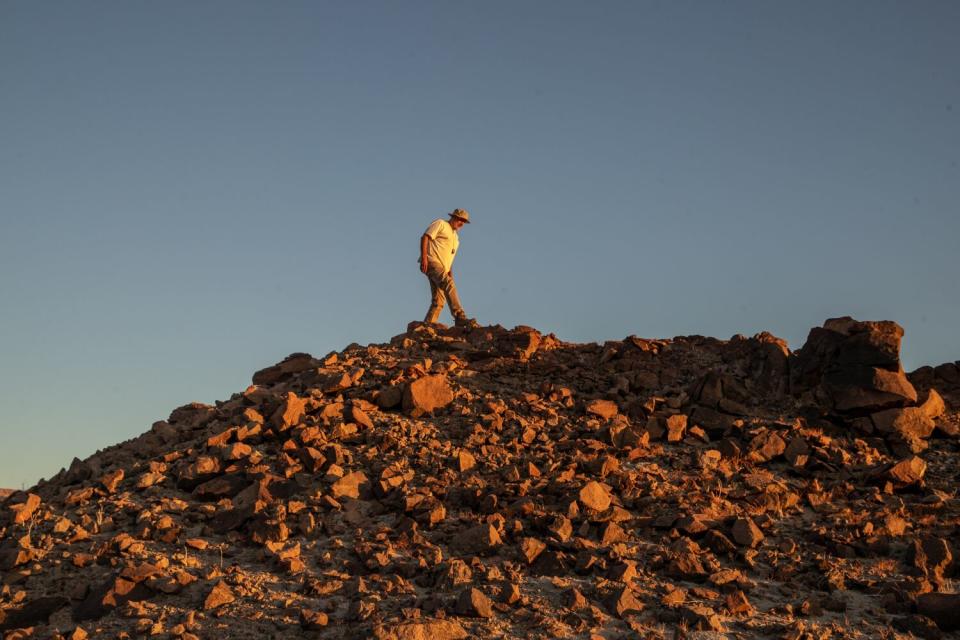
[420,208,479,327]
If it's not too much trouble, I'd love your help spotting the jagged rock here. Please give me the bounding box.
[403,375,455,417]
[519,537,546,564]
[330,471,370,500]
[252,352,320,386]
[203,581,235,610]
[730,517,764,548]
[271,392,307,430]
[8,493,41,524]
[888,456,927,485]
[299,608,329,629]
[607,587,644,617]
[586,399,618,420]
[453,523,502,555]
[911,537,953,587]
[578,481,611,512]
[919,388,946,419]
[456,587,494,617]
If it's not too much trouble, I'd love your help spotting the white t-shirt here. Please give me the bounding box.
[423,218,459,273]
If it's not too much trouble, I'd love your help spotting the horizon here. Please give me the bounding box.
[2,1,958,489]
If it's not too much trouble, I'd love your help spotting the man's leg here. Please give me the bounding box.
[434,270,466,320]
[424,271,446,323]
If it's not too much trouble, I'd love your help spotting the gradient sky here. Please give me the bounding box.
[2,1,958,489]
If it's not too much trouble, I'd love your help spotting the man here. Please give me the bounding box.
[420,208,479,327]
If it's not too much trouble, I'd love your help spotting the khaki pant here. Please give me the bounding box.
[424,262,466,323]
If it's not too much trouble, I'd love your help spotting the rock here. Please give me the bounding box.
[271,392,307,430]
[919,388,946,420]
[888,456,927,485]
[252,352,319,386]
[203,581,236,610]
[299,608,329,630]
[403,375,455,417]
[680,604,725,632]
[455,449,476,473]
[586,399,618,420]
[578,481,611,512]
[872,407,936,440]
[792,318,918,412]
[372,618,469,640]
[724,591,753,616]
[377,385,404,409]
[456,587,494,617]
[0,596,68,632]
[911,537,953,587]
[519,537,546,564]
[100,469,124,493]
[453,523,502,555]
[74,575,152,621]
[331,471,370,499]
[730,517,764,548]
[607,587,644,617]
[827,366,918,413]
[917,593,960,631]
[748,430,786,462]
[665,414,687,442]
[9,493,41,524]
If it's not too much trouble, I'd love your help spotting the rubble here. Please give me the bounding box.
[1,318,958,638]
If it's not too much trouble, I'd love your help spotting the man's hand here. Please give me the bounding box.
[420,258,429,274]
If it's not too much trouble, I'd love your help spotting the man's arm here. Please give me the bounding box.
[420,234,430,273]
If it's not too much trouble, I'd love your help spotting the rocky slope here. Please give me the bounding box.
[1,318,958,639]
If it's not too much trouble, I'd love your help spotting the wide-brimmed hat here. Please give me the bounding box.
[449,208,471,223]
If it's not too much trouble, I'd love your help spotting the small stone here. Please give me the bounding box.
[203,581,235,610]
[586,399,619,420]
[665,414,687,442]
[888,456,927,485]
[608,587,644,618]
[724,591,753,616]
[456,587,494,618]
[403,375,455,417]
[456,450,476,473]
[519,537,546,564]
[578,481,611,512]
[454,523,502,555]
[330,471,370,500]
[730,517,764,548]
[299,608,329,630]
[680,604,725,632]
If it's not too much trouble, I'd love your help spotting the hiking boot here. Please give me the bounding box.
[454,317,480,329]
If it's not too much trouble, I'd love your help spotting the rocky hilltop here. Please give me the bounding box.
[1,318,959,639]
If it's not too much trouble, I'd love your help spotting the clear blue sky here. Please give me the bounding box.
[2,1,958,489]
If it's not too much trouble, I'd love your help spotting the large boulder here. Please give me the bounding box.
[791,317,916,413]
